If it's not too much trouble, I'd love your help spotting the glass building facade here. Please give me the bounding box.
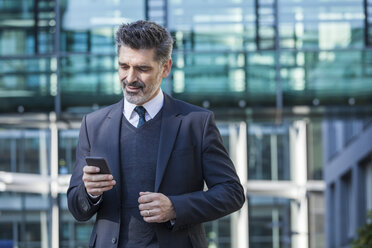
[1,0,372,247]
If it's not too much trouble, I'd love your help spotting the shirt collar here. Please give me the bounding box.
[123,89,164,120]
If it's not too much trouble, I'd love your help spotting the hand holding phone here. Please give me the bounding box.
[83,156,115,197]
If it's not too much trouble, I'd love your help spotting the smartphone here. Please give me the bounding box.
[85,156,112,174]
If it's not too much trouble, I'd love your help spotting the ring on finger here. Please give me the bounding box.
[146,210,150,216]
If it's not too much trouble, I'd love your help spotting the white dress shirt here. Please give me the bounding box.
[123,89,164,127]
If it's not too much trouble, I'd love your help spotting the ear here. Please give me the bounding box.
[161,59,172,78]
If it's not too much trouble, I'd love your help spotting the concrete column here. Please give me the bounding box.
[270,134,278,180]
[272,209,280,248]
[50,112,59,248]
[41,211,48,248]
[229,122,248,248]
[289,120,308,248]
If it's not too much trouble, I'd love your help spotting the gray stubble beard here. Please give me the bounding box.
[121,79,160,105]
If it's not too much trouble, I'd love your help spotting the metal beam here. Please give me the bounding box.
[364,0,370,47]
[0,171,71,194]
[245,180,325,199]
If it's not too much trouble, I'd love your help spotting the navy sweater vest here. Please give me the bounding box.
[118,110,162,248]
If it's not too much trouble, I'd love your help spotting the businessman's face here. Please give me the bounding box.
[118,46,172,105]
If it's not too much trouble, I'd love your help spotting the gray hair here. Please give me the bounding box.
[115,20,173,64]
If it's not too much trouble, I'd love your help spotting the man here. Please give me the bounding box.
[67,20,245,248]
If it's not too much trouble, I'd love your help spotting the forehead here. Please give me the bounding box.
[118,46,157,65]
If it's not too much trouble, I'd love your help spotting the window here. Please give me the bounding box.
[307,121,323,180]
[248,123,290,180]
[205,216,232,248]
[59,130,79,174]
[362,158,372,223]
[248,196,291,248]
[366,163,372,216]
[0,129,50,174]
[308,192,325,248]
[341,171,353,243]
[328,184,336,248]
[365,0,372,47]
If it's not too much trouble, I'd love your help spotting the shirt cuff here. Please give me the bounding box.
[87,193,103,205]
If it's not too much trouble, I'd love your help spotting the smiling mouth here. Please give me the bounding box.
[122,79,145,94]
[125,85,145,96]
[126,85,141,92]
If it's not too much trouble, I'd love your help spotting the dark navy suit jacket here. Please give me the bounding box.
[67,94,245,248]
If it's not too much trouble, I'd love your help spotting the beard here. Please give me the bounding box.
[121,79,158,105]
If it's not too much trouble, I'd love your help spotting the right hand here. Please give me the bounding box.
[82,166,116,197]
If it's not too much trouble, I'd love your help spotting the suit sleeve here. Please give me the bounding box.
[168,112,245,230]
[67,115,102,221]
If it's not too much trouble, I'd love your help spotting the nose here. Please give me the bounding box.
[126,68,137,83]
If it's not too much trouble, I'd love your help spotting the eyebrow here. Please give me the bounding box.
[118,62,152,69]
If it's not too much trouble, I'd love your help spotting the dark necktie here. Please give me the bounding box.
[134,106,146,128]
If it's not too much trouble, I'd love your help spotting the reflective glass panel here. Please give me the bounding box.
[0,57,55,113]
[367,0,372,46]
[0,129,50,174]
[172,51,247,107]
[0,192,50,248]
[59,129,79,175]
[205,216,232,248]
[307,120,323,180]
[281,50,372,106]
[341,171,353,241]
[0,0,55,55]
[308,192,325,248]
[279,0,364,50]
[246,51,277,106]
[168,0,256,51]
[248,123,290,180]
[60,0,145,53]
[60,194,95,248]
[59,55,122,112]
[249,196,291,248]
[366,161,372,215]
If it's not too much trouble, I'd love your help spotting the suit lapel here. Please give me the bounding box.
[104,99,124,198]
[155,94,182,192]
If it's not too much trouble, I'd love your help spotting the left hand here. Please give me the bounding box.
[138,192,176,223]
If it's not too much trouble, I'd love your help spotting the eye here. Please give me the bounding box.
[138,66,151,72]
[119,63,129,70]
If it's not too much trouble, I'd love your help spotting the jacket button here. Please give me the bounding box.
[112,237,117,244]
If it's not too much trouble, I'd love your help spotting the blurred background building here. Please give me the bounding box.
[0,0,371,247]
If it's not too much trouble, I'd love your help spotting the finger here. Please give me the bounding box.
[83,166,100,173]
[85,180,116,188]
[143,215,164,223]
[140,209,151,217]
[83,174,113,182]
[138,192,158,204]
[87,185,114,195]
[138,201,157,211]
[140,208,160,218]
